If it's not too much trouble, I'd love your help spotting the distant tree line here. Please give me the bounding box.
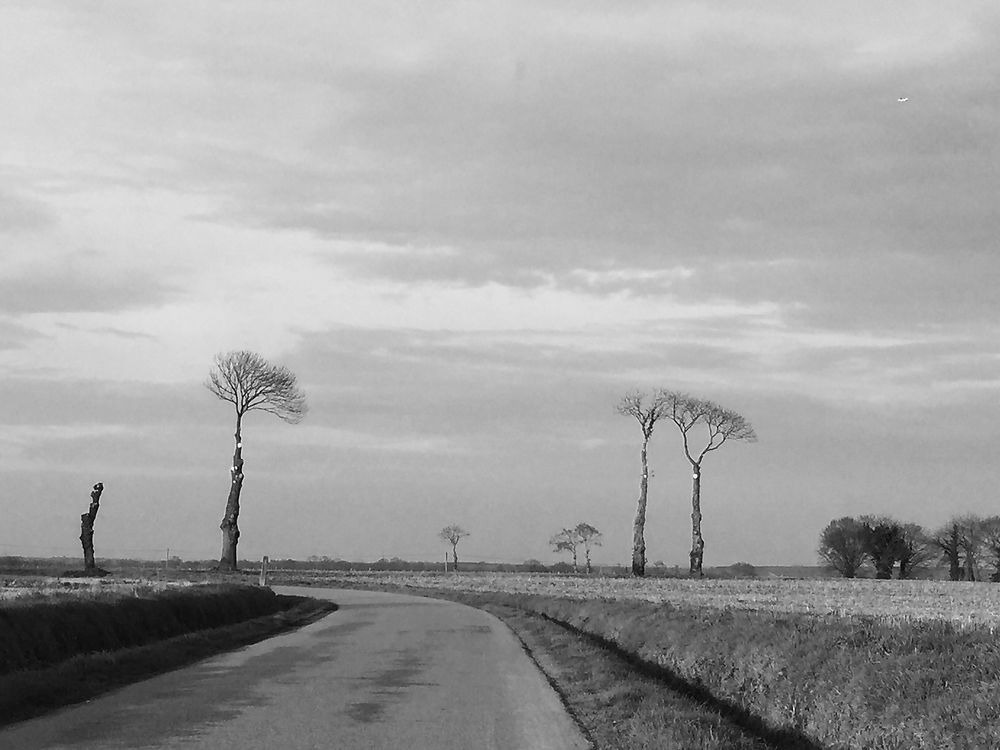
[818,514,1000,581]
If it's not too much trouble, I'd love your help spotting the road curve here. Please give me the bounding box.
[0,587,590,750]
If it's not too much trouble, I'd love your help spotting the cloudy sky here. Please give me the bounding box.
[2,2,998,567]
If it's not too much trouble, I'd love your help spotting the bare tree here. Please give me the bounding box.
[818,516,867,578]
[933,521,964,581]
[206,350,307,571]
[859,515,905,579]
[979,516,1000,582]
[617,391,669,577]
[79,482,105,575]
[897,523,935,580]
[575,522,603,574]
[659,390,756,577]
[439,524,469,571]
[550,527,581,572]
[956,514,984,582]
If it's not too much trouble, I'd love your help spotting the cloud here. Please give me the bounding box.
[6,2,994,300]
[253,425,462,455]
[0,188,55,233]
[0,272,175,315]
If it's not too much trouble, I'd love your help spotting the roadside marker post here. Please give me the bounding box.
[259,555,269,586]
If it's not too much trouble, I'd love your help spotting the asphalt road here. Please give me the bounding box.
[0,587,590,750]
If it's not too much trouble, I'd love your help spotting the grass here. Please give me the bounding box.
[454,594,812,750]
[280,570,1000,749]
[0,582,336,726]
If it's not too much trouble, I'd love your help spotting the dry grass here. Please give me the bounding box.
[289,570,1000,627]
[0,576,194,604]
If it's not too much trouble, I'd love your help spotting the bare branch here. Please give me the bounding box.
[616,390,668,439]
[655,390,755,465]
[206,350,307,423]
[439,524,469,546]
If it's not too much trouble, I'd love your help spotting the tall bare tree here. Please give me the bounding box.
[575,522,603,574]
[617,391,669,577]
[550,527,581,572]
[206,350,306,571]
[818,516,867,578]
[439,524,469,571]
[659,390,756,577]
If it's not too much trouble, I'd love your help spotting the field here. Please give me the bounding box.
[277,569,1000,627]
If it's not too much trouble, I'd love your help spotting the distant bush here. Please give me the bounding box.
[727,562,758,578]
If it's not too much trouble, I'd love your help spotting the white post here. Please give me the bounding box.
[259,555,269,586]
[444,552,448,573]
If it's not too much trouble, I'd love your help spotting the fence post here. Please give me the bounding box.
[259,555,269,586]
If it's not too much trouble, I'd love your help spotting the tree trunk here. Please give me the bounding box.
[80,482,104,573]
[585,547,592,575]
[689,464,704,577]
[451,545,459,572]
[632,434,650,576]
[572,548,578,573]
[219,416,244,571]
[964,553,976,582]
[948,525,962,581]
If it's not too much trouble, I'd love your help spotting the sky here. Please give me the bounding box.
[2,2,999,567]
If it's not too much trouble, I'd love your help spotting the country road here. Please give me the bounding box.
[0,587,590,750]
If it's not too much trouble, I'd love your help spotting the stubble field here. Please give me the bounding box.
[278,569,1000,627]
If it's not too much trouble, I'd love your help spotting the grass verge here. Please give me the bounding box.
[0,593,335,727]
[476,599,792,750]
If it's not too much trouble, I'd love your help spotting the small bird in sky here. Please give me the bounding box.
[897,97,909,103]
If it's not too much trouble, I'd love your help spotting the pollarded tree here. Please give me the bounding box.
[859,515,905,579]
[550,527,581,572]
[617,391,669,577]
[956,514,984,582]
[79,482,105,575]
[978,516,1000,582]
[439,524,469,571]
[933,521,964,581]
[659,390,756,577]
[206,350,307,571]
[818,516,867,578]
[897,523,935,580]
[575,522,602,574]
[934,516,984,581]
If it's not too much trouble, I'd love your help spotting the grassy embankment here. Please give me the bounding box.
[284,571,1000,750]
[0,582,335,726]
